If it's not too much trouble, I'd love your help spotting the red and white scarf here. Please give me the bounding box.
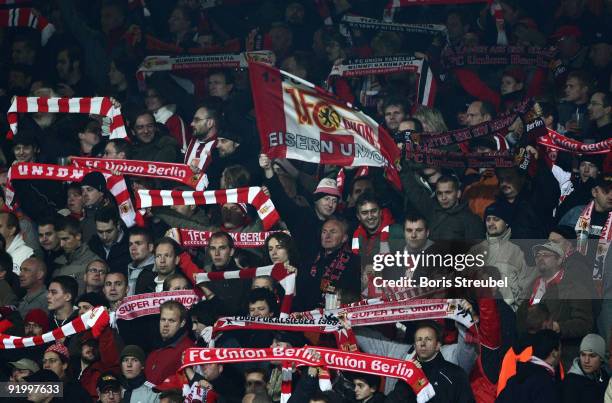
[115,290,200,322]
[0,306,108,348]
[135,187,280,230]
[72,157,205,190]
[6,97,128,141]
[538,129,612,155]
[351,208,394,254]
[0,8,55,45]
[165,228,284,249]
[9,162,140,227]
[181,347,436,403]
[195,263,295,316]
[575,201,612,282]
[529,269,564,306]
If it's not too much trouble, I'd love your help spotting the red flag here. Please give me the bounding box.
[248,62,402,190]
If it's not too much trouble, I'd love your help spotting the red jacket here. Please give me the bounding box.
[145,331,195,385]
[78,327,121,401]
[468,298,502,403]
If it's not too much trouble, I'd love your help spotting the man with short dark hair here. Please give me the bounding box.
[47,275,79,330]
[55,46,94,97]
[587,91,611,142]
[54,216,100,293]
[88,207,130,274]
[207,70,234,100]
[127,228,155,296]
[558,70,593,137]
[144,300,194,385]
[382,98,408,135]
[119,345,158,402]
[186,99,222,177]
[83,260,109,294]
[37,216,63,277]
[386,321,474,402]
[465,100,508,150]
[402,171,484,240]
[103,272,128,312]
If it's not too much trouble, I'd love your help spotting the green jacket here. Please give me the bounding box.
[132,134,181,164]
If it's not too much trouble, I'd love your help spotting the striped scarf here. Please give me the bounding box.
[7,97,128,141]
[351,208,394,254]
[575,200,612,286]
[0,8,55,45]
[0,307,108,348]
[135,187,280,230]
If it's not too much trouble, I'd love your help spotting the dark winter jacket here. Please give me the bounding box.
[496,360,561,403]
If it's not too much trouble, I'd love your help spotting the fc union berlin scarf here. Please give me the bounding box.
[442,46,555,69]
[181,347,436,403]
[406,148,515,169]
[0,306,109,348]
[71,157,206,190]
[538,129,612,154]
[0,8,55,45]
[575,201,612,282]
[6,97,128,141]
[194,263,295,317]
[291,298,476,330]
[136,51,274,82]
[135,187,280,230]
[165,228,284,249]
[115,290,200,321]
[328,56,437,107]
[383,0,489,21]
[9,162,139,227]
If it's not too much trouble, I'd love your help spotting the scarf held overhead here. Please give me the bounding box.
[1,306,108,348]
[194,263,295,316]
[9,162,139,227]
[538,129,612,154]
[6,96,128,140]
[442,46,555,69]
[115,290,200,321]
[71,157,205,190]
[406,148,515,168]
[135,187,280,230]
[165,228,285,249]
[181,347,436,403]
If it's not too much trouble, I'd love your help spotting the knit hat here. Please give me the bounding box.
[579,333,606,360]
[120,345,146,364]
[532,241,564,258]
[81,171,107,192]
[484,202,512,225]
[24,309,50,333]
[45,342,69,362]
[313,178,341,198]
[9,358,40,373]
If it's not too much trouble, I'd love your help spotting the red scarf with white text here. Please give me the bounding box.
[352,208,394,254]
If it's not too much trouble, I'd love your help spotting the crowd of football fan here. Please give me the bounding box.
[0,0,611,402]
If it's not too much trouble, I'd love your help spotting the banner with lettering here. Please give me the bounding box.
[180,347,436,403]
[249,61,402,189]
[442,46,555,69]
[115,290,200,321]
[165,228,285,249]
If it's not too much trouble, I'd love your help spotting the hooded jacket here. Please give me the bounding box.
[561,357,609,403]
[496,359,561,403]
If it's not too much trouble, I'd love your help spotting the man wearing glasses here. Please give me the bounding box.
[96,372,123,403]
[516,241,594,369]
[83,260,109,294]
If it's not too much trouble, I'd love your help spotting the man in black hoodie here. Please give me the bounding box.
[496,329,562,403]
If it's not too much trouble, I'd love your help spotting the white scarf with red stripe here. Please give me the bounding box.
[185,138,216,190]
[351,209,394,254]
[575,200,612,282]
[0,306,109,348]
[166,228,285,249]
[6,97,128,140]
[0,8,55,45]
[181,347,436,403]
[115,290,200,321]
[529,269,564,306]
[195,263,294,317]
[135,187,280,230]
[8,162,140,227]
